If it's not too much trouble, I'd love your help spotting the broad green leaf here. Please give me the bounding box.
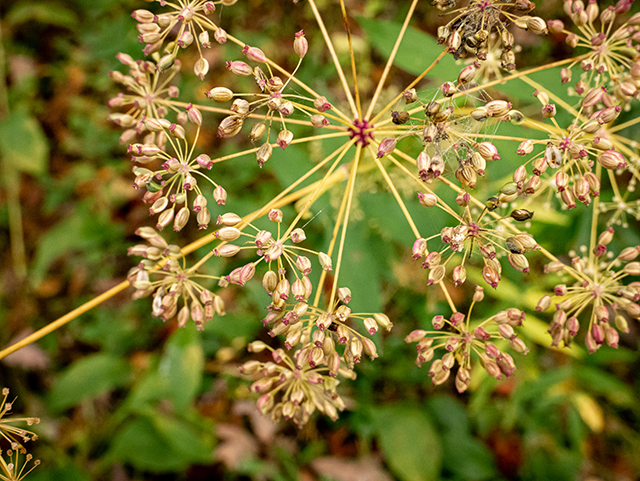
[358,17,457,80]
[49,353,130,411]
[159,328,204,411]
[372,404,442,481]
[442,433,498,481]
[31,202,123,283]
[109,415,212,472]
[0,108,49,175]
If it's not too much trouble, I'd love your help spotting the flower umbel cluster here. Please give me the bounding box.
[537,228,640,351]
[406,289,528,393]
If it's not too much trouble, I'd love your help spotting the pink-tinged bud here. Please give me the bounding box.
[193,58,209,80]
[423,251,442,269]
[254,230,272,248]
[290,228,306,244]
[197,207,211,229]
[482,264,500,288]
[256,142,273,168]
[547,19,564,33]
[218,115,243,138]
[199,31,211,48]
[173,206,190,231]
[336,287,351,304]
[296,256,312,275]
[582,86,606,108]
[499,324,516,341]
[561,189,576,209]
[453,265,466,286]
[314,96,332,112]
[624,262,640,276]
[412,238,427,259]
[310,114,329,128]
[267,209,282,223]
[508,253,529,273]
[597,105,621,124]
[542,104,557,118]
[242,45,266,63]
[591,323,605,345]
[215,226,241,241]
[213,244,241,257]
[132,9,155,22]
[229,263,256,286]
[626,302,640,319]
[319,252,332,270]
[458,64,477,84]
[554,171,569,192]
[213,185,227,205]
[417,192,438,207]
[618,246,640,261]
[486,100,512,117]
[226,60,253,76]
[554,284,568,296]
[293,30,308,58]
[206,87,233,102]
[377,137,397,158]
[405,329,427,343]
[597,150,626,170]
[183,105,202,128]
[565,32,579,48]
[450,312,465,327]
[592,136,613,151]
[431,315,444,330]
[373,313,393,331]
[193,153,212,170]
[214,28,227,44]
[477,142,500,161]
[193,194,207,213]
[536,295,551,312]
[277,130,293,149]
[566,316,579,337]
[517,140,533,156]
[598,227,615,246]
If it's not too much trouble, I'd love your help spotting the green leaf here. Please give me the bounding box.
[358,17,457,80]
[575,366,637,408]
[109,415,212,472]
[442,433,498,481]
[0,108,49,175]
[159,328,204,411]
[49,353,130,411]
[372,404,442,481]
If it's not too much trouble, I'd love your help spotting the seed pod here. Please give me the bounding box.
[391,111,410,125]
[510,209,534,221]
[206,87,234,102]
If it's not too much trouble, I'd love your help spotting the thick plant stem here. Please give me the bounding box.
[0,281,131,360]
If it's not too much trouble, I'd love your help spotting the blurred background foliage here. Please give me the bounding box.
[0,0,640,480]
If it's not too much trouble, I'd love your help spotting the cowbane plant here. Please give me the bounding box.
[2,3,640,469]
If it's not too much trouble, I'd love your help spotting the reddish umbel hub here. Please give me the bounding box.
[348,119,375,146]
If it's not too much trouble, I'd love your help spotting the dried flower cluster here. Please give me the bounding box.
[99,0,640,427]
[0,389,40,480]
[3,0,639,441]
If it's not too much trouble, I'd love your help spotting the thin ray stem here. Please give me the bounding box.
[340,0,362,119]
[307,0,359,118]
[329,144,363,307]
[367,145,421,239]
[370,49,448,125]
[365,0,420,121]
